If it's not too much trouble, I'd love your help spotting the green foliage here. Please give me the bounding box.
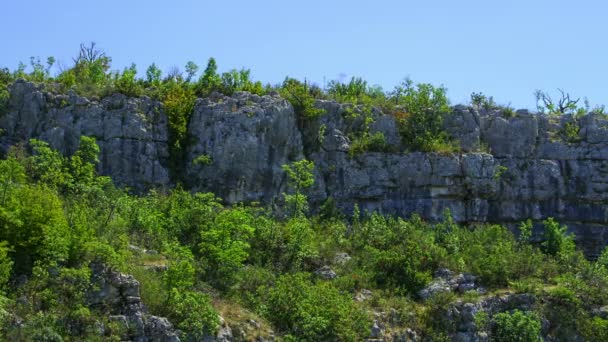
[163,243,196,292]
[518,219,533,243]
[196,58,222,97]
[534,89,585,115]
[199,207,255,288]
[561,121,582,143]
[0,242,12,292]
[470,92,497,110]
[58,42,112,96]
[279,78,325,119]
[161,79,196,175]
[0,68,14,115]
[220,68,264,96]
[281,218,318,271]
[282,159,315,217]
[474,311,490,333]
[391,78,453,152]
[0,153,26,205]
[145,63,162,86]
[184,61,199,83]
[541,217,575,257]
[114,63,143,97]
[167,288,219,340]
[493,310,541,342]
[28,139,69,188]
[450,224,548,287]
[493,165,508,181]
[579,317,608,341]
[353,215,442,293]
[349,131,389,156]
[0,184,70,273]
[265,273,369,341]
[327,77,385,107]
[193,154,212,166]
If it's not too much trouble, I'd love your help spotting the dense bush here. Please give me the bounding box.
[391,78,454,152]
[493,310,541,342]
[265,273,369,341]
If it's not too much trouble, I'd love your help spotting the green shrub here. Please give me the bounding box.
[219,68,264,96]
[327,77,386,107]
[0,184,70,273]
[161,79,196,176]
[349,131,389,156]
[579,317,608,341]
[0,242,12,292]
[279,78,325,120]
[0,68,11,115]
[114,63,143,97]
[282,159,315,217]
[193,154,212,166]
[391,78,452,152]
[493,310,541,342]
[57,42,112,96]
[541,217,575,257]
[265,273,369,341]
[168,288,219,340]
[561,121,582,143]
[199,207,255,288]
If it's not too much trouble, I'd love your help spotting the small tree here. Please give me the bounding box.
[282,159,315,217]
[145,63,162,86]
[196,58,222,96]
[541,217,575,257]
[184,61,199,83]
[199,207,254,288]
[518,219,533,244]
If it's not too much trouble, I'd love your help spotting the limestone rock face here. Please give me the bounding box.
[3,81,608,257]
[307,103,608,258]
[185,91,303,203]
[0,80,171,191]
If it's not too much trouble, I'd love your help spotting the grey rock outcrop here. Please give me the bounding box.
[441,293,538,342]
[418,269,481,300]
[3,81,608,256]
[307,102,608,257]
[0,80,170,191]
[185,91,303,203]
[88,263,180,342]
[315,265,337,280]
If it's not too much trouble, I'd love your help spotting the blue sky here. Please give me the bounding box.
[1,0,606,109]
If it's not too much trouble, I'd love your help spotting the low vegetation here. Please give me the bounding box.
[0,137,604,340]
[2,44,608,340]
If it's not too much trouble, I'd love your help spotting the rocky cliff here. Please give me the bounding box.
[2,80,607,257]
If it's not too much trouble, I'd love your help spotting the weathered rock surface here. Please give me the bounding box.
[308,102,608,257]
[3,81,608,256]
[0,80,170,191]
[442,293,538,342]
[418,269,484,301]
[88,263,180,341]
[185,91,303,203]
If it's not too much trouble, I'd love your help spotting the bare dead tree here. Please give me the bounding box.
[556,89,580,114]
[73,42,106,64]
[534,89,580,114]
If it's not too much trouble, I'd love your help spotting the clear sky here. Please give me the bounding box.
[1,0,606,109]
